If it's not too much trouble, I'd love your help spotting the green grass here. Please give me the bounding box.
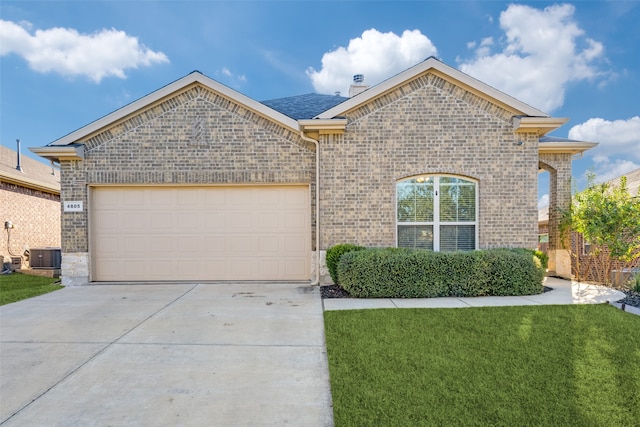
[324,305,640,426]
[0,273,63,305]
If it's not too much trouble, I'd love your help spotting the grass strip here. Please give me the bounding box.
[324,305,640,427]
[0,273,63,305]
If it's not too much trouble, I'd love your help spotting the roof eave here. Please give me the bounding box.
[298,119,348,133]
[0,171,60,194]
[30,145,85,162]
[514,117,569,136]
[538,141,598,155]
[316,57,549,119]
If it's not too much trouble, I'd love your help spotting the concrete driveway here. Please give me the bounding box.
[0,283,333,426]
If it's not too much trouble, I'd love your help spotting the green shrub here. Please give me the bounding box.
[632,274,640,293]
[338,248,544,298]
[533,250,549,270]
[326,243,365,284]
[482,249,545,296]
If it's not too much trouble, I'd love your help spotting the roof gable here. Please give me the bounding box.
[49,71,299,147]
[316,57,549,119]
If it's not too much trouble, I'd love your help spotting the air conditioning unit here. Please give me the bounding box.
[30,248,62,269]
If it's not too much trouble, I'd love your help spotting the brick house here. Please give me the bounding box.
[32,57,595,285]
[539,168,640,283]
[1,145,61,270]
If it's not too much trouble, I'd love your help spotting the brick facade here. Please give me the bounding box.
[319,73,539,251]
[36,62,583,285]
[1,182,60,266]
[58,86,315,284]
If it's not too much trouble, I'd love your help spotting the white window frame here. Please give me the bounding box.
[396,175,478,251]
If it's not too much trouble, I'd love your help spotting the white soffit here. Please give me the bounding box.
[538,141,598,155]
[49,72,299,147]
[316,57,550,119]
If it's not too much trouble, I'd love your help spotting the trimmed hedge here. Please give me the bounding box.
[326,244,365,284]
[337,248,544,298]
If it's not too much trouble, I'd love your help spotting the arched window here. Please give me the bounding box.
[397,175,477,251]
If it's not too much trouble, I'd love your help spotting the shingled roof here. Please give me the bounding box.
[261,93,348,120]
[0,145,60,194]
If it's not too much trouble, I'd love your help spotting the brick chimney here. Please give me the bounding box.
[349,74,369,97]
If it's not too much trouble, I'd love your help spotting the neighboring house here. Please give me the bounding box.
[539,168,640,283]
[1,144,61,269]
[31,57,596,285]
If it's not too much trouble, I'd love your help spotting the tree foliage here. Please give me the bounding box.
[561,171,640,285]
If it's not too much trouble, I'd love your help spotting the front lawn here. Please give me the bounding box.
[0,273,63,305]
[324,305,640,426]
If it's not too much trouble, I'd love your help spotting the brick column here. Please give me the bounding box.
[540,153,572,278]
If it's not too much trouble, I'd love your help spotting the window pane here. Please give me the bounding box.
[398,225,434,250]
[397,181,433,222]
[415,182,434,221]
[440,225,475,251]
[439,179,475,222]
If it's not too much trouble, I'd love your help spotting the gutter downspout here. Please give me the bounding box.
[299,130,321,286]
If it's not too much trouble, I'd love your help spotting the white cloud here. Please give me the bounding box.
[459,4,605,112]
[217,67,246,87]
[568,116,640,160]
[307,28,437,96]
[0,19,168,82]
[538,194,549,209]
[589,155,639,184]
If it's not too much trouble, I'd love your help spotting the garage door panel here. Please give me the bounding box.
[284,212,307,230]
[176,212,199,229]
[204,212,225,229]
[95,211,121,230]
[151,212,174,229]
[150,237,173,253]
[121,236,146,255]
[151,189,176,208]
[257,260,280,278]
[257,236,280,253]
[95,236,120,254]
[122,212,147,231]
[285,188,307,205]
[229,190,252,207]
[229,212,253,229]
[284,236,306,253]
[177,189,202,207]
[258,212,280,230]
[205,236,225,253]
[285,259,307,276]
[91,186,310,281]
[177,236,199,254]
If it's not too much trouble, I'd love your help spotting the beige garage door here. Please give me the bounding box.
[90,186,310,281]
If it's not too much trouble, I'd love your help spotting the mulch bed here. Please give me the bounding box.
[321,285,640,310]
[618,289,640,309]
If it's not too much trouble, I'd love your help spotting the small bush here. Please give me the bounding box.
[326,244,365,284]
[533,250,549,270]
[632,274,640,293]
[338,248,544,298]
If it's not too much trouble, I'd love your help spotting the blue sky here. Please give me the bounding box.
[1,1,639,206]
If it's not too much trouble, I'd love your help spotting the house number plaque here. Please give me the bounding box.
[64,201,83,212]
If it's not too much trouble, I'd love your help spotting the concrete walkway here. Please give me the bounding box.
[0,283,333,427]
[322,277,631,312]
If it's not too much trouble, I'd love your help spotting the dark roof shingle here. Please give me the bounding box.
[261,93,348,120]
